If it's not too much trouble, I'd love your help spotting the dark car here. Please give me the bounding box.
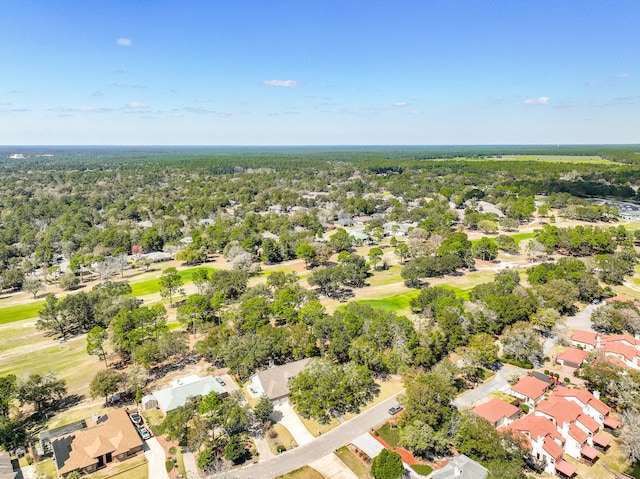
[129,413,142,425]
[388,405,403,415]
[138,426,151,440]
[215,377,226,386]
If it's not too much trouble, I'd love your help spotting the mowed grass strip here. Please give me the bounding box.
[356,290,420,316]
[128,266,216,296]
[0,300,45,324]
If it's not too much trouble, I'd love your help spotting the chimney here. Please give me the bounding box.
[92,413,99,423]
[593,390,601,400]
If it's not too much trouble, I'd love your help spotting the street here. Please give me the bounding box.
[208,391,404,479]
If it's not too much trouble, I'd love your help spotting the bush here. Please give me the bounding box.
[165,458,175,472]
[564,377,570,383]
[521,404,529,414]
[276,445,287,453]
[543,370,549,375]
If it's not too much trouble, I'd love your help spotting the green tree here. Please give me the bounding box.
[87,326,109,367]
[394,242,410,264]
[368,247,383,270]
[289,360,379,424]
[159,406,194,444]
[16,372,66,414]
[0,375,17,418]
[328,228,353,252]
[224,434,248,464]
[371,449,404,479]
[22,277,43,299]
[90,369,124,405]
[59,271,80,291]
[158,267,183,305]
[197,448,217,472]
[254,396,275,426]
[472,237,498,261]
[400,420,449,458]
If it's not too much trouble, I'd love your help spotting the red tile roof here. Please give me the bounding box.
[536,395,583,426]
[557,347,589,365]
[605,295,634,303]
[556,460,576,477]
[604,416,620,429]
[601,333,639,346]
[543,435,564,460]
[511,376,549,401]
[509,414,563,444]
[472,398,519,424]
[602,342,638,362]
[581,444,599,460]
[576,414,599,433]
[593,433,611,448]
[553,388,610,416]
[568,423,588,444]
[571,330,597,347]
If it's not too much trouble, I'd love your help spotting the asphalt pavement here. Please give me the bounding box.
[208,391,404,479]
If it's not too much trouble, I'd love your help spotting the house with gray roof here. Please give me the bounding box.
[428,454,488,479]
[0,452,18,479]
[249,359,309,404]
[147,375,227,414]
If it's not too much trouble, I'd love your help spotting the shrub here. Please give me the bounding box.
[543,370,550,375]
[276,445,287,453]
[564,377,570,383]
[521,404,529,414]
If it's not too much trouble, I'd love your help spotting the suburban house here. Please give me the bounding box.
[552,388,620,429]
[51,409,143,477]
[508,414,568,475]
[427,454,488,479]
[249,358,309,404]
[508,376,551,406]
[600,334,640,369]
[146,375,227,414]
[569,330,598,351]
[471,398,520,428]
[556,347,589,368]
[533,395,601,461]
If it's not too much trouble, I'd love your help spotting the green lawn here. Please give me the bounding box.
[438,284,471,300]
[375,423,400,447]
[367,265,403,287]
[277,466,325,479]
[509,232,536,243]
[356,290,420,316]
[334,446,372,479]
[128,266,216,296]
[412,464,433,475]
[0,300,45,324]
[491,155,610,164]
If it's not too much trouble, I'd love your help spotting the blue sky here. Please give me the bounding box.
[1,1,638,145]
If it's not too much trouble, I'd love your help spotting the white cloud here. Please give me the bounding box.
[113,83,146,89]
[195,98,210,103]
[48,106,112,113]
[124,102,150,109]
[116,37,132,47]
[523,96,549,105]
[393,102,409,107]
[91,91,103,97]
[615,72,630,78]
[263,79,302,87]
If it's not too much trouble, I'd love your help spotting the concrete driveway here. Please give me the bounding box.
[454,364,527,409]
[273,402,314,446]
[145,437,170,479]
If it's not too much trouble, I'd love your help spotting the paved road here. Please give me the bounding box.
[208,391,404,479]
[145,437,170,479]
[454,364,527,409]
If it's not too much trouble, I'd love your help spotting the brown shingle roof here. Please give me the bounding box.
[52,409,142,476]
[254,359,310,400]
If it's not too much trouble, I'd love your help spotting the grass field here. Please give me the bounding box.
[509,232,536,243]
[0,337,103,397]
[375,423,400,447]
[0,300,45,324]
[490,155,610,164]
[0,322,46,353]
[128,266,216,296]
[366,265,403,287]
[356,290,420,317]
[277,466,324,479]
[334,446,372,479]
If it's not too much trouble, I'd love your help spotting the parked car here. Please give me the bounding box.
[215,377,226,386]
[138,426,151,440]
[388,405,403,415]
[129,413,142,425]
